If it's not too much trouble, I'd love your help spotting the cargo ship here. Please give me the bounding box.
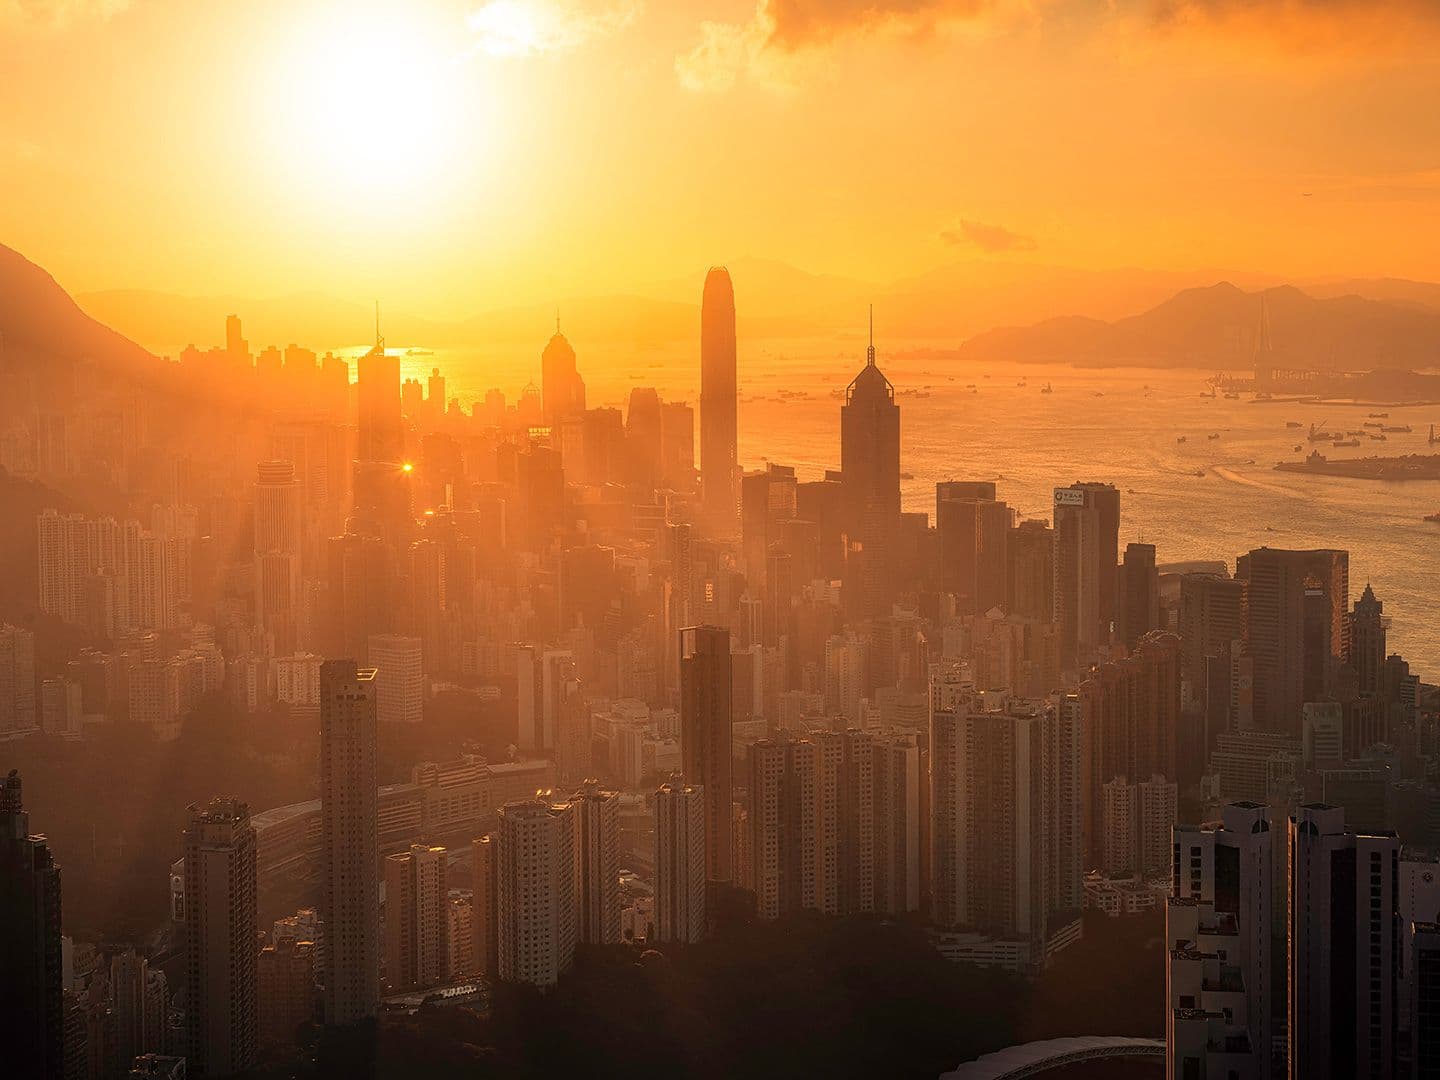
[1275,451,1440,480]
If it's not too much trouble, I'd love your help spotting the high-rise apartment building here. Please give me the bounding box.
[700,267,737,525]
[319,661,380,1024]
[1006,519,1054,623]
[0,770,63,1080]
[929,693,1082,953]
[680,626,733,884]
[257,937,315,1049]
[182,797,258,1077]
[384,844,449,992]
[1288,803,1399,1080]
[496,797,578,988]
[1101,774,1176,878]
[471,836,498,978]
[253,461,304,653]
[1170,802,1274,1071]
[872,731,923,915]
[572,780,622,945]
[0,623,37,737]
[1117,542,1159,651]
[653,778,707,943]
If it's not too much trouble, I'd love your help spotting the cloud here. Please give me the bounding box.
[940,219,1038,253]
[467,0,640,59]
[1143,0,1440,50]
[2,0,130,27]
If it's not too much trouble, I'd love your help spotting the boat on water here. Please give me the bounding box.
[1333,439,1361,447]
[1194,468,1206,477]
[1383,425,1413,433]
[899,472,914,480]
[1286,421,1302,429]
[1177,436,1188,444]
[1293,445,1303,452]
[1432,424,1439,445]
[1208,433,1220,440]
[1369,412,1389,418]
[1426,511,1440,523]
[1041,382,1053,394]
[1224,392,1240,400]
[1364,421,1384,428]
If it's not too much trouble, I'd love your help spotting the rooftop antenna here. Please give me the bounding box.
[866,304,876,366]
[556,308,561,335]
[374,300,384,352]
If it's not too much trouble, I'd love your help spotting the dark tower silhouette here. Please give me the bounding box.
[700,267,737,527]
[680,625,732,884]
[0,770,63,1080]
[541,317,586,425]
[840,308,900,619]
[357,310,402,465]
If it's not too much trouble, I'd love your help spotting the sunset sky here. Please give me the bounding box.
[4,0,1440,319]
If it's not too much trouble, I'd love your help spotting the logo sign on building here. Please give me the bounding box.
[1053,488,1087,507]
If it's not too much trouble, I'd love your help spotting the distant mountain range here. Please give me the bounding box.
[4,240,1439,374]
[957,281,1440,370]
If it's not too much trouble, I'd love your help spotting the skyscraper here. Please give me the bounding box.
[1170,802,1275,1070]
[840,310,901,620]
[383,844,449,992]
[540,321,586,425]
[0,770,63,1080]
[357,337,402,465]
[936,481,1009,615]
[872,731,923,915]
[1347,583,1386,697]
[0,623,37,737]
[496,797,578,988]
[367,633,424,724]
[1288,803,1399,1080]
[680,626,733,884]
[319,661,380,1025]
[571,780,622,945]
[471,836,498,978]
[253,461,303,653]
[1117,542,1159,651]
[182,797,258,1077]
[700,267,737,526]
[1237,548,1349,735]
[1052,482,1119,670]
[653,778,707,944]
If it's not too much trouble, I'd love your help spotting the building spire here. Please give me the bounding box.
[866,304,876,366]
[556,308,561,335]
[374,300,384,352]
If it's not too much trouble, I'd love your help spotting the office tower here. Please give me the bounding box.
[1006,519,1054,622]
[357,338,402,464]
[257,937,315,1050]
[541,321,586,425]
[1078,631,1181,867]
[324,533,395,664]
[929,694,1082,952]
[1117,542,1159,651]
[840,311,901,620]
[572,780,622,945]
[1178,572,1248,691]
[1169,802,1274,1075]
[0,623,37,736]
[1411,922,1440,1076]
[1348,584,1386,697]
[1,771,63,1080]
[660,400,696,491]
[471,836,498,978]
[746,731,875,920]
[384,844,449,991]
[319,661,380,1025]
[253,461,303,652]
[700,267,737,525]
[541,649,580,766]
[225,314,247,361]
[1288,803,1399,1080]
[182,798,258,1077]
[741,463,798,586]
[496,797,578,988]
[680,626,733,884]
[872,731,923,915]
[936,481,1009,615]
[1052,482,1119,669]
[367,634,423,724]
[1236,547,1349,736]
[1302,701,1345,771]
[654,778,707,943]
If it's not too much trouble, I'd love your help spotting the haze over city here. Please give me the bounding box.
[2,3,1440,1080]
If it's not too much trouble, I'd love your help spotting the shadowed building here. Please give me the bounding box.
[841,310,901,620]
[700,267,737,526]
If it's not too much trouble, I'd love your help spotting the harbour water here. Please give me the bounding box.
[360,337,1440,680]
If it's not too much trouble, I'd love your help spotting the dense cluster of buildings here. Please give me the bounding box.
[2,265,1437,1078]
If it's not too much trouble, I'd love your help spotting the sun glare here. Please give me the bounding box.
[266,5,467,207]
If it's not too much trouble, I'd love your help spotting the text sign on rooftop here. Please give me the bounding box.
[1053,488,1086,506]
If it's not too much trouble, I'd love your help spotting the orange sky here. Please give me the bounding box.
[3,0,1440,319]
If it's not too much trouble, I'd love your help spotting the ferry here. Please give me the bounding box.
[1426,511,1440,523]
[1176,436,1187,444]
[1369,412,1389,418]
[1333,439,1361,448]
[1207,433,1220,440]
[1286,421,1302,429]
[1382,425,1413,433]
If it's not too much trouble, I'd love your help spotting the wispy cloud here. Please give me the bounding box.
[467,0,640,59]
[940,219,1038,253]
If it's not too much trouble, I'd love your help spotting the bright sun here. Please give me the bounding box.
[267,4,467,206]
